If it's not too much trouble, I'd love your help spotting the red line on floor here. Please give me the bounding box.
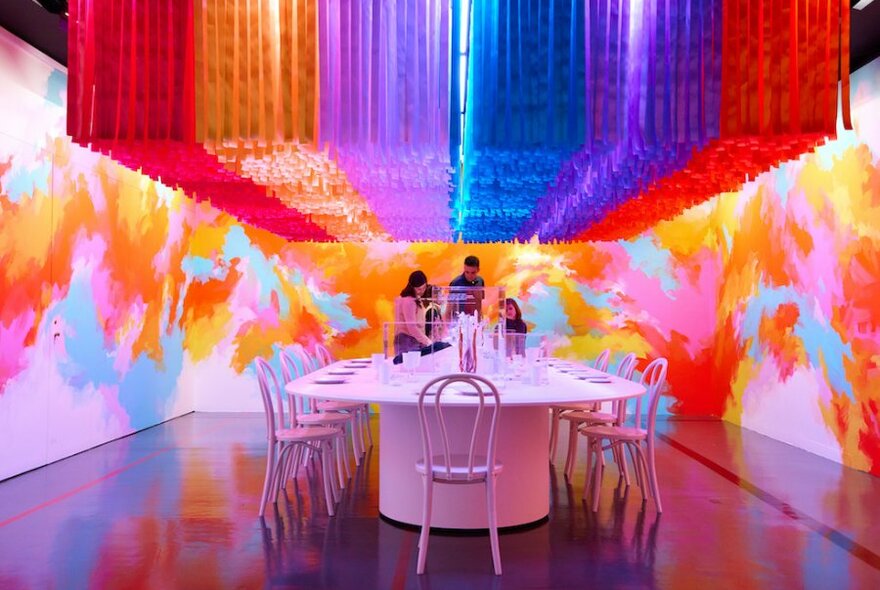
[657,432,880,572]
[0,447,172,529]
[391,531,416,590]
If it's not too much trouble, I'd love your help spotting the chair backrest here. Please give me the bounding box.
[279,349,308,422]
[631,358,668,431]
[313,343,335,368]
[615,352,638,380]
[593,349,611,372]
[255,357,287,439]
[287,343,318,375]
[417,374,501,481]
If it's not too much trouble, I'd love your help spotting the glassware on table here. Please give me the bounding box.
[371,353,385,378]
[402,351,421,382]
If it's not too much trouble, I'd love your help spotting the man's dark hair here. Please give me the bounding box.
[464,255,480,268]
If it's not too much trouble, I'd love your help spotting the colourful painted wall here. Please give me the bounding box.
[710,60,880,474]
[2,24,879,481]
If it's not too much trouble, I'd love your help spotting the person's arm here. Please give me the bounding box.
[398,297,432,346]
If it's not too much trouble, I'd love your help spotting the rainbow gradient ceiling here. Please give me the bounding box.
[67,0,851,242]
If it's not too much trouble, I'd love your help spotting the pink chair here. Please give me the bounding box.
[279,350,356,488]
[313,342,335,368]
[306,343,374,452]
[415,374,503,576]
[580,358,668,512]
[254,357,341,516]
[549,349,611,464]
[561,352,638,480]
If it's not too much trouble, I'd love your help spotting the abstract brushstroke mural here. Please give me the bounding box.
[3,24,880,487]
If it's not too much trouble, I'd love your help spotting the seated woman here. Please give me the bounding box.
[393,271,433,356]
[423,284,444,340]
[502,298,528,356]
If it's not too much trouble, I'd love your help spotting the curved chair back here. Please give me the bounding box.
[593,349,611,372]
[417,374,501,481]
[279,349,309,424]
[632,358,668,431]
[611,353,640,422]
[314,343,335,368]
[255,357,286,439]
[287,343,318,374]
[615,353,638,380]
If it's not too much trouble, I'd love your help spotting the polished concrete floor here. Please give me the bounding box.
[1,413,878,589]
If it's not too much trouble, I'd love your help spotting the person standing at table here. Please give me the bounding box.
[448,255,485,318]
[394,270,433,356]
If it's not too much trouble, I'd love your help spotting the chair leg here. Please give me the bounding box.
[336,431,348,489]
[626,442,644,493]
[591,442,606,512]
[364,404,374,447]
[633,444,649,502]
[272,445,295,504]
[613,443,630,487]
[582,436,593,502]
[259,442,277,516]
[349,412,363,464]
[486,476,502,575]
[290,445,304,479]
[564,421,579,480]
[549,408,560,463]
[328,440,341,504]
[321,443,336,517]
[416,478,434,575]
[646,439,662,513]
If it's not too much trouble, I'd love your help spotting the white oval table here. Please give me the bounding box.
[285,356,645,530]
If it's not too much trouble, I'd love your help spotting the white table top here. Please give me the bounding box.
[285,358,646,407]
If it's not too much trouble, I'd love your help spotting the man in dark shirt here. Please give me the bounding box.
[449,255,485,318]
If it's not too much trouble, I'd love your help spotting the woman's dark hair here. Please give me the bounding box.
[400,270,428,298]
[505,298,522,321]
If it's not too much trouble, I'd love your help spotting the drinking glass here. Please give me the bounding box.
[402,351,421,382]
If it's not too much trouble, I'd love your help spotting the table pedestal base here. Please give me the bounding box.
[378,404,550,529]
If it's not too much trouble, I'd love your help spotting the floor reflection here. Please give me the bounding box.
[0,414,878,588]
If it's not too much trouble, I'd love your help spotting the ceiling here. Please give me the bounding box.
[2,0,879,243]
[3,0,877,75]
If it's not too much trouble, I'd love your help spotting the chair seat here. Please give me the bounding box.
[297,413,351,426]
[415,454,503,481]
[562,410,617,424]
[275,426,341,442]
[579,425,647,441]
[554,402,599,412]
[317,400,363,412]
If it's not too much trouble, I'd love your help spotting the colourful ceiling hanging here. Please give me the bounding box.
[517,0,851,242]
[458,0,585,242]
[316,0,452,241]
[66,0,852,243]
[192,0,388,240]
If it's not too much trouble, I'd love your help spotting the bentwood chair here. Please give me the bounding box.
[415,374,503,575]
[285,344,364,461]
[313,342,335,368]
[279,350,355,488]
[561,353,639,480]
[254,357,341,517]
[549,349,611,464]
[308,343,374,451]
[580,358,668,512]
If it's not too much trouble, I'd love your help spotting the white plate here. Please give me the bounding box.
[579,377,612,383]
[328,370,356,375]
[313,377,348,385]
[342,364,367,369]
[348,358,371,364]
